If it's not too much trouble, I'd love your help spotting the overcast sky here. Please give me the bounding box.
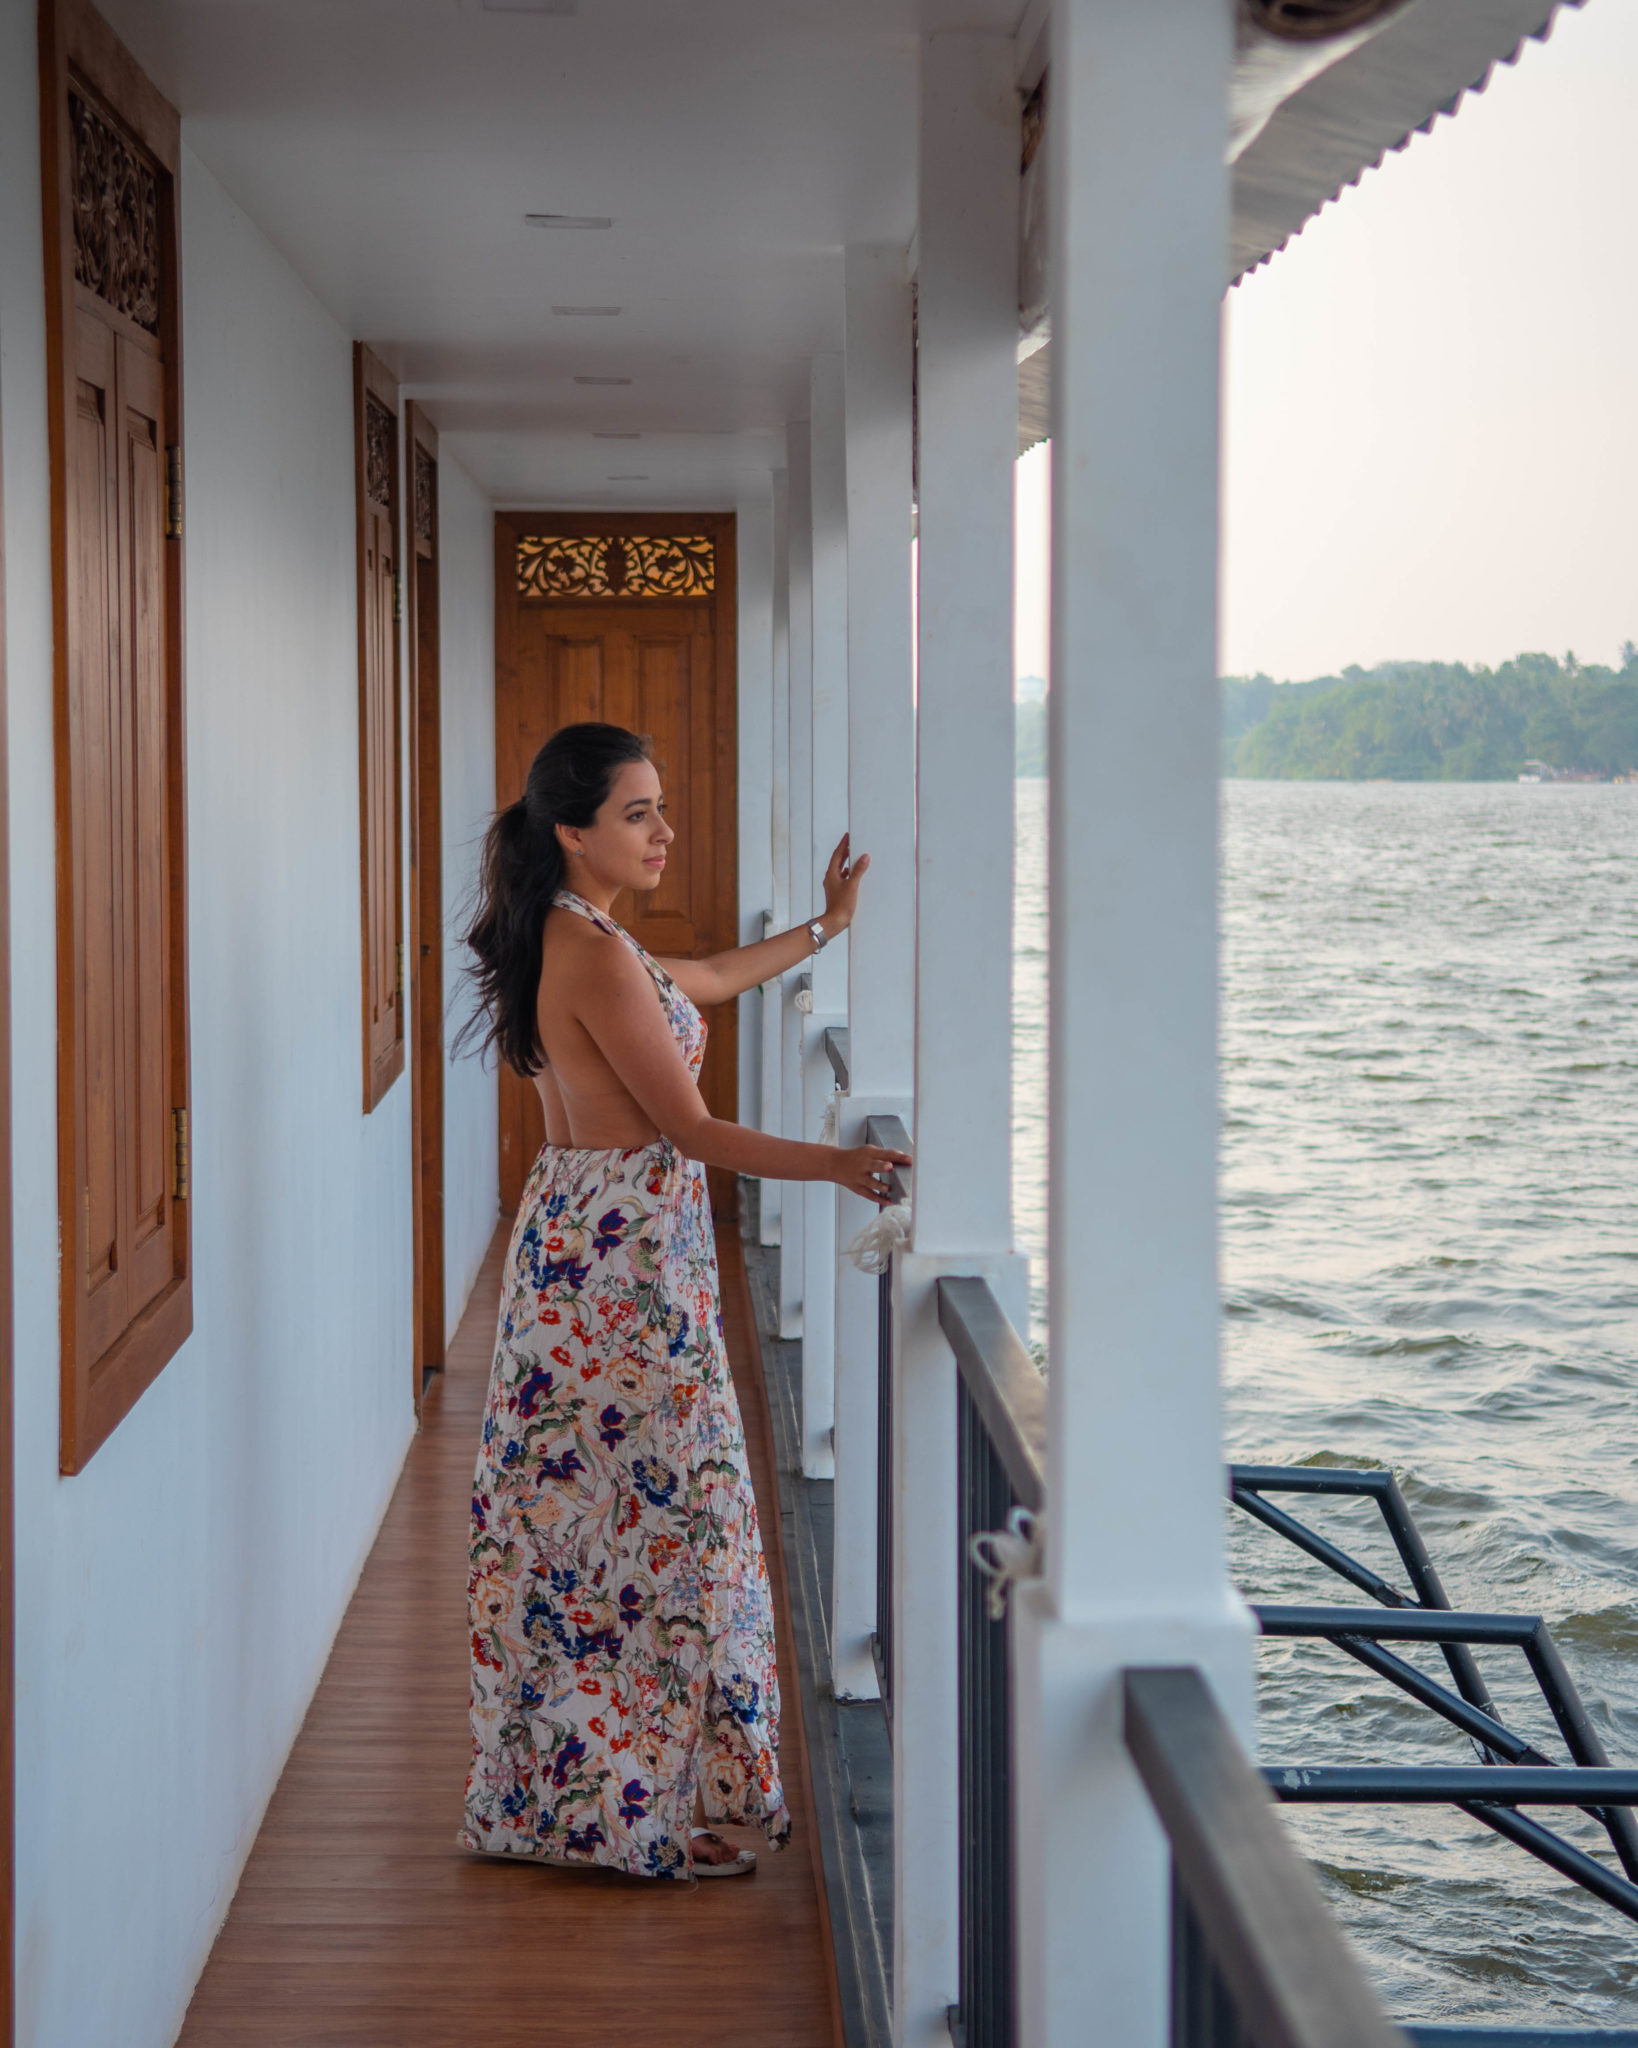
[1015,0,1638,687]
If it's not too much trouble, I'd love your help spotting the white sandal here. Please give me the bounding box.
[690,1827,757,1878]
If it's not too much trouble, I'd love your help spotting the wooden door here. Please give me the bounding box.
[493,513,737,1215]
[405,404,444,1413]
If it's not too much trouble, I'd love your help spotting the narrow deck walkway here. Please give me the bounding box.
[179,1219,844,2048]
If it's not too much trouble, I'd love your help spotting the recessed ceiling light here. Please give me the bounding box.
[607,475,649,482]
[593,432,641,440]
[552,305,621,317]
[575,375,631,386]
[526,213,612,230]
[484,0,576,13]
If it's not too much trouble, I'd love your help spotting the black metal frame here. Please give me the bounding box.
[1232,1466,1638,1923]
[938,1277,1046,2048]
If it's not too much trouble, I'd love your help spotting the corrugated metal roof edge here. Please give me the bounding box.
[1231,0,1585,286]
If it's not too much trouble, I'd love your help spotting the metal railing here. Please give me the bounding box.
[1232,1467,1638,1924]
[1126,1666,1405,2048]
[937,1276,1046,2048]
[865,1112,912,1725]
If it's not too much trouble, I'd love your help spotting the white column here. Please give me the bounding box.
[779,418,814,1341]
[832,244,915,1702]
[799,353,848,1479]
[760,468,791,1246]
[736,482,775,1134]
[894,33,1028,2048]
[1014,6,1253,2047]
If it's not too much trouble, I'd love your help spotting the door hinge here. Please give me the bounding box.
[392,571,403,623]
[171,1107,190,1202]
[165,445,183,540]
[396,940,405,1000]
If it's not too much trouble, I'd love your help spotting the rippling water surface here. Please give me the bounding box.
[1012,777,1638,2027]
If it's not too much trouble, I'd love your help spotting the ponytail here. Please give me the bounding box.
[457,722,650,1075]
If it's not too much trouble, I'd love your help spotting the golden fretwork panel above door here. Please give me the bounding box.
[517,533,715,601]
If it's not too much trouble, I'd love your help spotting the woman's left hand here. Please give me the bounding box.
[819,834,870,938]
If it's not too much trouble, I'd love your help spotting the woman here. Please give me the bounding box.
[458,721,909,1881]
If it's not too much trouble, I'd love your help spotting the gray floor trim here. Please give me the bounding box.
[741,1190,893,2048]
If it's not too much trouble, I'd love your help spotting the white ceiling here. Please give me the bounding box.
[99,0,1027,508]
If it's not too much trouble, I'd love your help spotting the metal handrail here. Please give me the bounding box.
[1125,1666,1405,2048]
[865,1112,912,1204]
[937,1277,1046,1513]
[824,1025,850,1089]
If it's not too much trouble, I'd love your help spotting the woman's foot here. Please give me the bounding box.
[690,1827,757,1878]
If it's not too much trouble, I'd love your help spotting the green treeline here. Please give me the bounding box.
[1224,652,1638,781]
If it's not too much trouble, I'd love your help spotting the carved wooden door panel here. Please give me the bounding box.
[493,514,737,1215]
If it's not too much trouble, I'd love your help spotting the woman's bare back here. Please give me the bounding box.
[532,905,664,1149]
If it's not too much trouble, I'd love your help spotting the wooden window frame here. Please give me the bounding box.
[404,401,443,1410]
[40,0,193,1473]
[0,273,18,2048]
[354,345,405,1112]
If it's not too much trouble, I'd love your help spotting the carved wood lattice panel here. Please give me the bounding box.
[517,533,715,600]
[69,87,160,335]
[365,398,394,508]
[414,446,437,545]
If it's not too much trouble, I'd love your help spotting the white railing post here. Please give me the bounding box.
[831,243,916,1702]
[780,419,814,1339]
[1013,4,1254,2045]
[895,33,1029,2048]
[800,352,848,1478]
[736,482,775,1136]
[760,466,791,1247]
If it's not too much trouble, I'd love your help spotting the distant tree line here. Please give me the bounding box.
[1222,652,1638,781]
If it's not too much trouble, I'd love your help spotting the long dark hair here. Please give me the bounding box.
[458,722,651,1075]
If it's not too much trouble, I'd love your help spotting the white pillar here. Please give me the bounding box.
[799,353,848,1479]
[894,33,1028,2048]
[736,482,775,1134]
[779,419,814,1340]
[1014,5,1253,2046]
[832,244,915,1702]
[760,468,791,1246]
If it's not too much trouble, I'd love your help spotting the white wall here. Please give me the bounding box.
[0,9,447,2029]
[437,452,500,1330]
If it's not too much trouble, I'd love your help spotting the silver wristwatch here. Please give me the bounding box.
[806,918,829,953]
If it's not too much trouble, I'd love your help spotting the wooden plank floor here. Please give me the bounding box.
[178,1218,844,2048]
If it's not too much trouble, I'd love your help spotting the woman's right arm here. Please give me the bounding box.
[576,942,911,1202]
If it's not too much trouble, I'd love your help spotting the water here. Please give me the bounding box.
[1011,776,1638,2027]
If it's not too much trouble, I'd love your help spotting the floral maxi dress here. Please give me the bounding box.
[462,890,789,1879]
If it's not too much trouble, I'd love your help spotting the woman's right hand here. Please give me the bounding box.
[835,1144,913,1204]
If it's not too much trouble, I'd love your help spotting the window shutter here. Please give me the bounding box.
[355,346,405,1112]
[42,0,193,1470]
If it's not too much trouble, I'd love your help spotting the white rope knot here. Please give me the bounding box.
[794,984,814,1014]
[968,1507,1044,1620]
[844,1202,911,1273]
[818,1094,840,1146]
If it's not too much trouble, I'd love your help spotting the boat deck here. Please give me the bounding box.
[177,1221,844,2048]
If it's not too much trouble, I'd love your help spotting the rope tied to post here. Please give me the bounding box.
[818,1093,840,1145]
[968,1507,1045,1620]
[845,1203,911,1273]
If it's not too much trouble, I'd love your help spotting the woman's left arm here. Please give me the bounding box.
[658,835,869,1008]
